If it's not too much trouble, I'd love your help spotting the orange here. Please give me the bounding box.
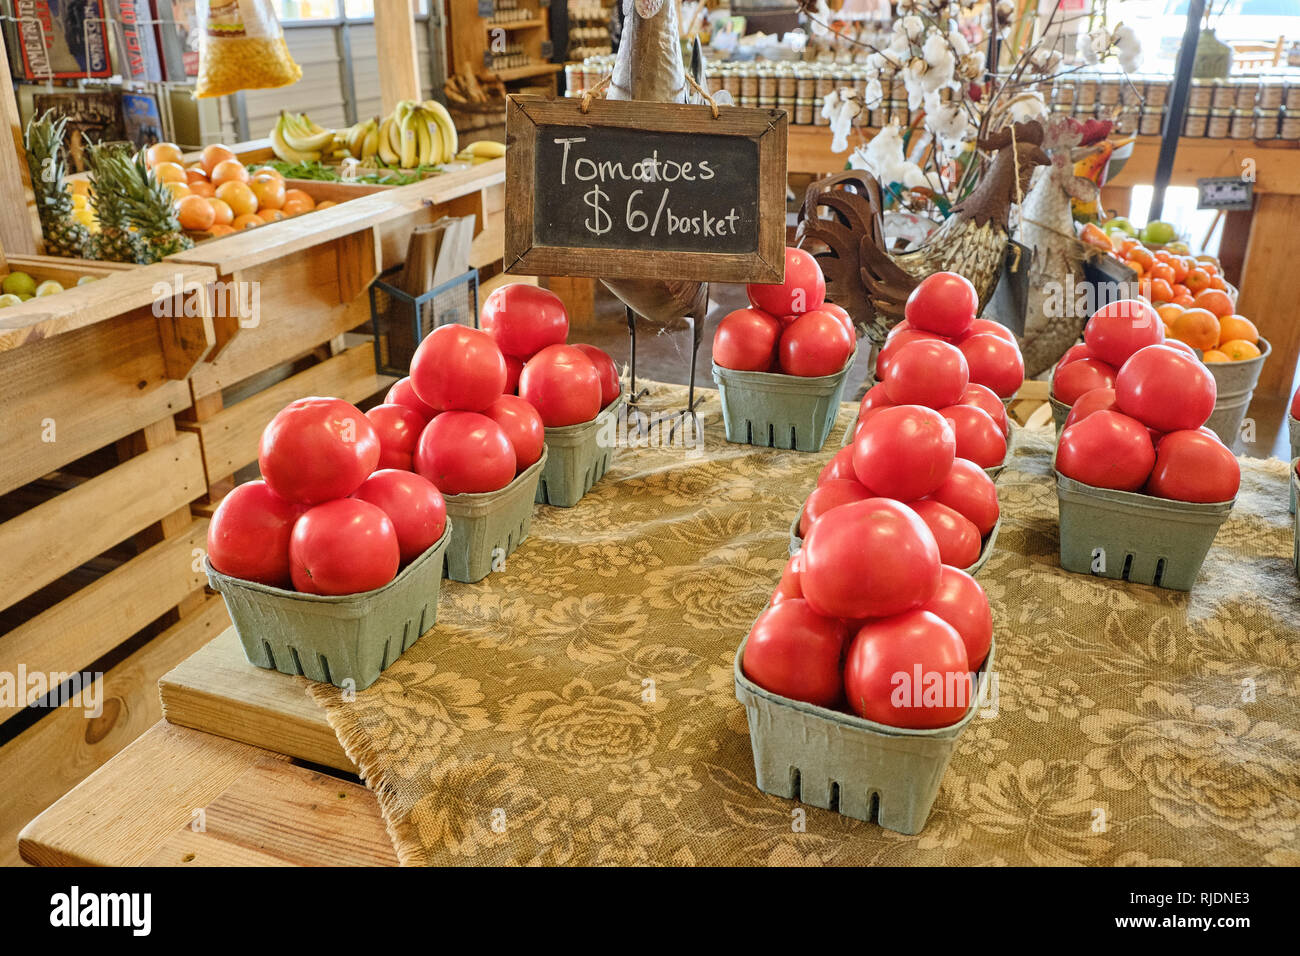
[1203,349,1230,363]
[231,213,262,230]
[1217,314,1258,346]
[1208,274,1227,292]
[215,181,258,218]
[280,197,314,216]
[207,224,236,237]
[188,180,216,198]
[1149,278,1174,303]
[251,165,284,181]
[258,209,287,223]
[211,159,249,186]
[207,197,234,226]
[1128,246,1155,272]
[1220,339,1261,361]
[152,161,187,184]
[1156,303,1184,326]
[1150,262,1175,284]
[1184,268,1210,293]
[1081,223,1113,251]
[1197,258,1219,276]
[202,144,237,176]
[315,200,337,209]
[1170,256,1192,282]
[1125,257,1146,279]
[250,175,286,210]
[184,167,209,186]
[1170,307,1220,350]
[175,194,216,231]
[1192,288,1234,318]
[145,142,184,167]
[282,189,315,209]
[163,181,191,200]
[1172,291,1196,308]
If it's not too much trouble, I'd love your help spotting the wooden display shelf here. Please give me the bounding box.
[488,63,565,83]
[488,18,546,30]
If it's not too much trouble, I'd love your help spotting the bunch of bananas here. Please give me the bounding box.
[375,100,459,168]
[454,141,507,164]
[270,111,350,164]
[343,117,381,163]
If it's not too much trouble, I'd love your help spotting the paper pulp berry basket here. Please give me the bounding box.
[712,350,857,453]
[1290,422,1299,516]
[1204,337,1270,448]
[1056,473,1234,591]
[442,448,547,583]
[205,522,454,691]
[788,504,1001,577]
[536,396,623,508]
[1292,460,1299,578]
[734,631,995,835]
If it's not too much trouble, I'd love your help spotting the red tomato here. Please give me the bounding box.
[518,344,603,426]
[504,355,524,395]
[1083,298,1164,368]
[479,284,569,358]
[207,480,302,587]
[859,381,896,418]
[414,411,516,494]
[918,566,992,670]
[747,246,826,317]
[908,499,982,569]
[801,498,941,619]
[1054,343,1093,373]
[741,599,845,707]
[875,328,948,380]
[904,272,977,338]
[817,445,857,485]
[1061,386,1119,431]
[385,376,436,420]
[1161,338,1197,358]
[843,610,971,728]
[482,394,545,471]
[410,324,507,413]
[289,499,400,595]
[258,397,381,505]
[711,308,781,372]
[886,319,912,339]
[961,318,1017,345]
[365,403,426,471]
[572,343,621,408]
[799,479,874,536]
[352,469,447,564]
[957,383,1010,438]
[770,551,804,605]
[927,458,999,536]
[778,310,854,377]
[958,333,1024,398]
[1052,358,1118,405]
[882,339,970,408]
[1291,387,1300,419]
[1146,430,1241,503]
[817,301,855,338]
[1115,344,1217,433]
[852,405,956,501]
[1056,410,1155,491]
[937,404,1006,469]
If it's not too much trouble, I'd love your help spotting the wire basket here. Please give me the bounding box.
[370,269,479,377]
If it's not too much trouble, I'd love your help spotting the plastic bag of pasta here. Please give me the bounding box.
[194,0,303,98]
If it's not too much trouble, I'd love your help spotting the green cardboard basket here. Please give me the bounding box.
[205,522,454,691]
[712,350,857,453]
[734,631,995,835]
[1292,460,1299,578]
[444,449,547,583]
[1056,473,1234,591]
[789,503,1000,576]
[535,396,623,508]
[1048,392,1071,432]
[1204,337,1269,449]
[1289,414,1299,462]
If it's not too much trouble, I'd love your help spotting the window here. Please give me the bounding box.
[278,0,341,20]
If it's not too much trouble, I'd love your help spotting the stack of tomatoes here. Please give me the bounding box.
[876,273,1025,401]
[748,391,999,729]
[208,397,449,596]
[1054,300,1240,502]
[713,247,855,377]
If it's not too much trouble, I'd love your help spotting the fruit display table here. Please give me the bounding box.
[20,383,1298,867]
[786,126,1300,397]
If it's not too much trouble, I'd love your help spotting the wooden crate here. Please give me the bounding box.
[0,261,226,864]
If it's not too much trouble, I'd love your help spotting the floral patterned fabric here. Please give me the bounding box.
[308,383,1300,866]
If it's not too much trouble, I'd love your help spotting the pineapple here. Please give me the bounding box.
[120,155,193,262]
[23,110,89,258]
[86,144,145,263]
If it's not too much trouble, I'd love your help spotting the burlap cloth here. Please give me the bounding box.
[307,382,1300,866]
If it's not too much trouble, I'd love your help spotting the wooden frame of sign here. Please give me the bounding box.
[505,95,787,284]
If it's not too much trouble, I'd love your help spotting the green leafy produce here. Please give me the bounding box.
[254,159,444,186]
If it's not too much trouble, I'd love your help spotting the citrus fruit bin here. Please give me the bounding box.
[205,521,454,691]
[535,395,623,508]
[734,628,996,835]
[1056,473,1234,591]
[712,349,857,453]
[1203,337,1269,448]
[443,448,548,583]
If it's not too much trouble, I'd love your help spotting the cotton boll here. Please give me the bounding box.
[1008,94,1048,123]
[901,164,929,189]
[1075,32,1098,65]
[948,30,970,58]
[865,77,884,108]
[903,15,924,40]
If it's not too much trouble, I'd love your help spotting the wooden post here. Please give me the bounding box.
[0,29,39,255]
[1235,193,1300,397]
[374,0,424,115]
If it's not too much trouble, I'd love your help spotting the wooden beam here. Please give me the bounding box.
[1235,193,1300,397]
[373,0,423,117]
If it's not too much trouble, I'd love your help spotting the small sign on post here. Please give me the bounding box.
[1196,176,1253,211]
[505,95,787,284]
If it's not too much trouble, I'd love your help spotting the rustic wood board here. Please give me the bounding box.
[160,627,352,773]
[1236,193,1300,396]
[3,595,230,866]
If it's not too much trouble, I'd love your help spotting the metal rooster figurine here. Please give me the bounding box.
[796,120,1050,348]
[597,0,714,410]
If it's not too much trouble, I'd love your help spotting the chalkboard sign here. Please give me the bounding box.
[505,96,787,284]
